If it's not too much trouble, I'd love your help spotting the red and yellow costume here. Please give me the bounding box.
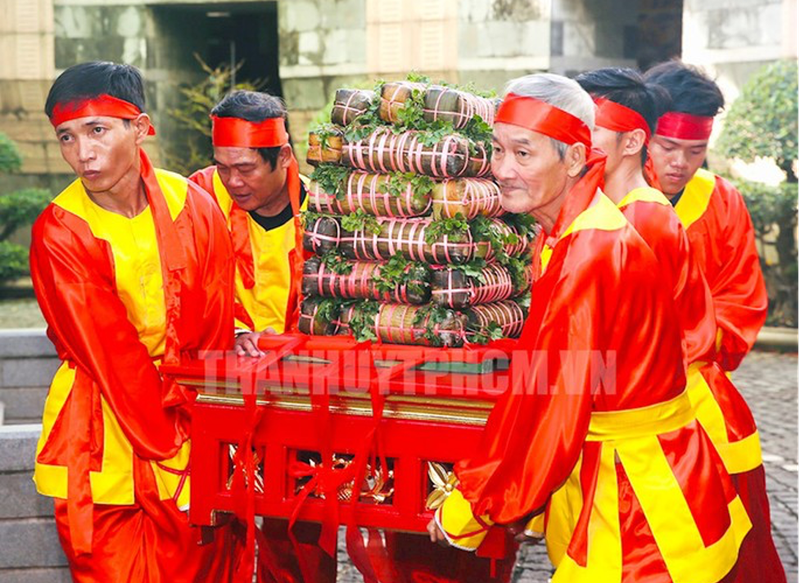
[593,98,717,366]
[652,112,768,373]
[189,166,307,333]
[436,94,751,583]
[617,187,783,582]
[191,114,330,583]
[650,111,783,582]
[618,186,716,362]
[32,96,238,582]
[189,115,307,334]
[676,169,768,371]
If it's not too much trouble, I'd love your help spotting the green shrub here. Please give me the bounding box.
[735,179,798,327]
[0,133,22,174]
[0,240,30,283]
[0,188,52,241]
[0,133,52,285]
[717,60,798,182]
[716,60,798,327]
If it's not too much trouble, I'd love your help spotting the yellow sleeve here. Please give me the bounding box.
[435,488,494,551]
[524,513,545,537]
[150,439,192,510]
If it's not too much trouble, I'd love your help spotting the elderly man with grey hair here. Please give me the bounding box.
[427,73,749,583]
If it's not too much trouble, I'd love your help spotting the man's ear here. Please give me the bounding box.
[132,114,151,145]
[278,143,293,170]
[623,129,647,159]
[565,143,587,178]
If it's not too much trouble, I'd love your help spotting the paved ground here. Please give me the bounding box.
[0,298,45,329]
[337,350,798,582]
[739,351,798,581]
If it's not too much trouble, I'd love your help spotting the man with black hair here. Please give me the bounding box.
[644,60,785,583]
[190,90,333,583]
[577,66,786,583]
[429,73,750,583]
[31,61,237,581]
[576,67,716,365]
[644,61,768,373]
[189,91,308,358]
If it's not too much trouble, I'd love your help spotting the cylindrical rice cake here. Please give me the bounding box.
[302,257,430,304]
[309,172,432,218]
[307,128,344,166]
[431,178,504,220]
[303,215,342,255]
[331,89,375,126]
[375,303,467,347]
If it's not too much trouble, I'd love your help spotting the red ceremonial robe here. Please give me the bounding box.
[617,187,786,583]
[189,164,309,334]
[30,150,239,582]
[673,169,768,372]
[437,157,751,583]
[617,187,715,363]
[190,165,333,583]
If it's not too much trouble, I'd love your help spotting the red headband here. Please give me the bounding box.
[49,94,155,135]
[211,116,289,148]
[495,93,592,150]
[594,97,651,143]
[655,111,713,141]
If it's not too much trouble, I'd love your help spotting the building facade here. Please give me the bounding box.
[0,0,795,181]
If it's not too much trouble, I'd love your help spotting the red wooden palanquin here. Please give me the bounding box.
[162,333,512,541]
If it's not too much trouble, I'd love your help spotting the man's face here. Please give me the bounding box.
[649,135,708,196]
[55,116,140,193]
[592,126,625,177]
[214,146,288,214]
[491,122,569,216]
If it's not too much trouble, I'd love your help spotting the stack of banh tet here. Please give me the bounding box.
[301,76,536,347]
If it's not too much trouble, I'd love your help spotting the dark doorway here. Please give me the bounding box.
[202,5,282,97]
[151,1,282,96]
[637,0,683,71]
[148,2,282,174]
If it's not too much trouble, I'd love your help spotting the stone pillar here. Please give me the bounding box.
[457,0,550,89]
[781,0,797,59]
[279,0,369,172]
[682,0,791,103]
[549,0,638,75]
[0,0,63,176]
[52,1,161,165]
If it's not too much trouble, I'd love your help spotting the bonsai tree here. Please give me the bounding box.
[0,133,51,284]
[716,59,798,326]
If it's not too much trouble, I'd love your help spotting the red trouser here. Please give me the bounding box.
[257,524,515,583]
[732,465,787,583]
[379,531,518,583]
[257,518,337,583]
[54,457,239,583]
